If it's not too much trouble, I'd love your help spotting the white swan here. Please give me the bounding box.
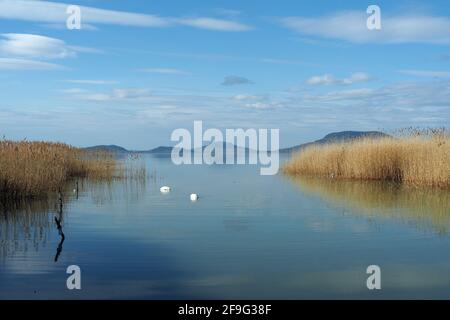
[160,186,171,193]
[190,193,199,201]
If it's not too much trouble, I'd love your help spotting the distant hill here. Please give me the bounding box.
[146,146,173,153]
[143,142,249,154]
[83,145,177,155]
[145,143,249,159]
[84,131,389,154]
[83,145,129,153]
[279,131,389,153]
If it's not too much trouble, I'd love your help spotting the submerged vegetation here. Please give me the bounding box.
[283,128,450,188]
[0,140,145,199]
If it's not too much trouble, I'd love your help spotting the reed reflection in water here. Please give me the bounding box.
[288,176,450,234]
[0,170,148,263]
[0,196,61,260]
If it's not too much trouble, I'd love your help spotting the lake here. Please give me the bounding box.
[1,154,450,299]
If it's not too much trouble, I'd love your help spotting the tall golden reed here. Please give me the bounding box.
[283,129,450,188]
[0,140,118,198]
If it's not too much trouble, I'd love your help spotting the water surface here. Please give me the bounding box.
[1,154,450,299]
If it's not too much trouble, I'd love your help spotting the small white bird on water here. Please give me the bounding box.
[160,186,171,193]
[190,193,199,201]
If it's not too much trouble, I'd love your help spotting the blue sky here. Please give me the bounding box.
[0,0,449,149]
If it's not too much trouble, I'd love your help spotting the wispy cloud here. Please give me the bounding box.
[138,68,189,75]
[0,57,65,70]
[5,79,449,147]
[39,23,99,31]
[233,94,281,110]
[0,33,96,70]
[64,87,152,102]
[0,33,78,59]
[280,11,450,44]
[59,88,86,94]
[214,9,242,19]
[222,75,253,86]
[259,58,304,65]
[399,70,450,78]
[64,80,118,85]
[0,0,170,27]
[175,17,251,31]
[302,81,450,110]
[0,0,252,31]
[305,88,377,102]
[307,72,372,85]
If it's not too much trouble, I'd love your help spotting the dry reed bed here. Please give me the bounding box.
[0,140,119,198]
[283,132,450,188]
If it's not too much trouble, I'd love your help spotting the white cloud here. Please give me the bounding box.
[280,11,450,44]
[307,74,336,85]
[399,70,450,78]
[0,57,65,70]
[138,68,189,75]
[0,0,252,31]
[0,33,77,59]
[0,33,97,71]
[307,72,372,85]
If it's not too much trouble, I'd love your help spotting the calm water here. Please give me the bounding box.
[1,154,450,299]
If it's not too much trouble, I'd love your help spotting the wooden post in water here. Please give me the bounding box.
[58,187,63,220]
[54,186,65,262]
[76,180,79,200]
[54,216,65,262]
